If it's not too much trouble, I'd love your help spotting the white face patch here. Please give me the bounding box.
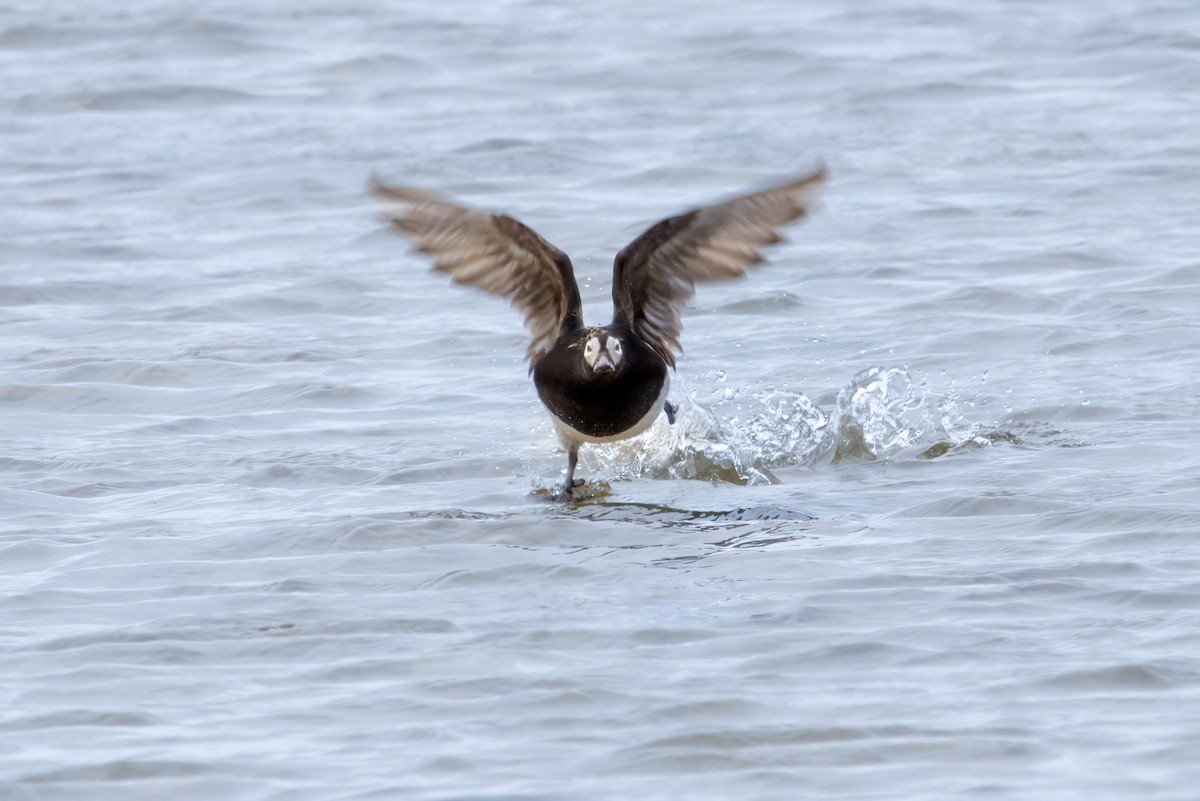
[583,336,601,369]
[605,337,623,367]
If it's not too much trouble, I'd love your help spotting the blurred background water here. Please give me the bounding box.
[2,1,1200,799]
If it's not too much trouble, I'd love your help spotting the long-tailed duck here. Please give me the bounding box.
[372,166,826,497]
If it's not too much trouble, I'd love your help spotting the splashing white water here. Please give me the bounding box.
[572,366,992,487]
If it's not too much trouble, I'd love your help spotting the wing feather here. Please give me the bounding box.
[371,176,582,366]
[612,165,827,366]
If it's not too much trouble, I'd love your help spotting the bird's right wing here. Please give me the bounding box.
[371,176,583,367]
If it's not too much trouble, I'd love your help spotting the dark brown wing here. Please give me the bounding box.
[611,165,827,367]
[371,176,583,366]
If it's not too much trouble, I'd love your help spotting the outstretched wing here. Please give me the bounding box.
[371,176,583,367]
[611,165,827,367]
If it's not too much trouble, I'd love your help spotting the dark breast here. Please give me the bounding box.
[533,337,667,438]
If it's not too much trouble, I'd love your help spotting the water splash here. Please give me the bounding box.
[830,366,928,461]
[572,366,995,487]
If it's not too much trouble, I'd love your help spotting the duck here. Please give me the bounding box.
[371,165,826,497]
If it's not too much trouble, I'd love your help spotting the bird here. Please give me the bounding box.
[371,165,826,497]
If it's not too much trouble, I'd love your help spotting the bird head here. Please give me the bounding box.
[582,330,623,376]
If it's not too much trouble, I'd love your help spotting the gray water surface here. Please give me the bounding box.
[3,1,1200,799]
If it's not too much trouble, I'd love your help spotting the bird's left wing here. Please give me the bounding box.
[611,165,827,367]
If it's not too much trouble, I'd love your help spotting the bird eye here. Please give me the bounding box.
[613,340,622,354]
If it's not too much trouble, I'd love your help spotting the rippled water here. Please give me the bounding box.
[3,1,1200,799]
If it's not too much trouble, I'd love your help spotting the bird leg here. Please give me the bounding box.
[664,401,678,425]
[562,444,583,497]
